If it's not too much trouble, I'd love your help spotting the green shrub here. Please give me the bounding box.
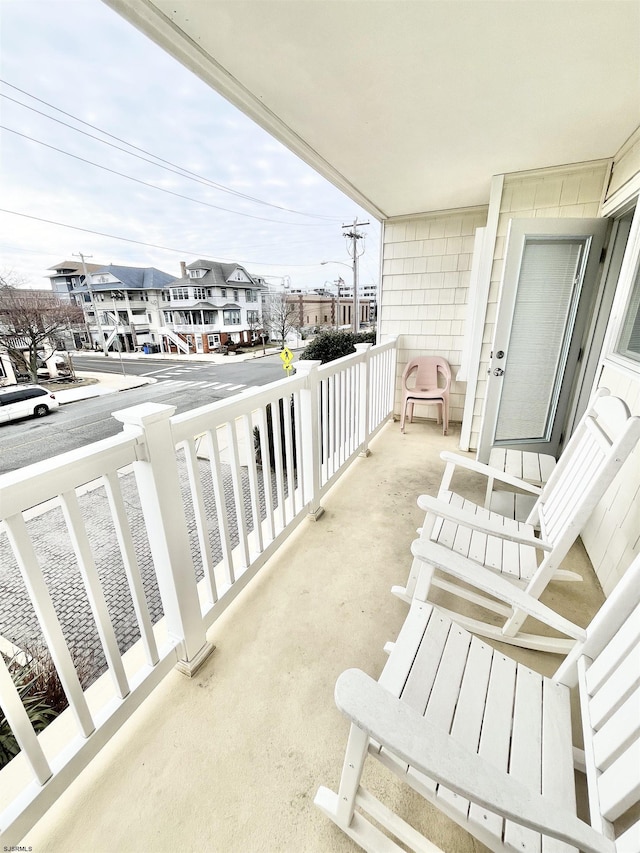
[0,655,58,767]
[0,641,95,768]
[299,330,376,364]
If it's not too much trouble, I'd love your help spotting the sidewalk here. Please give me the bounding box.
[74,345,283,367]
[52,371,156,404]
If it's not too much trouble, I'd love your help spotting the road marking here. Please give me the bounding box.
[226,384,246,391]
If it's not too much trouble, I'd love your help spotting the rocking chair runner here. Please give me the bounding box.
[316,550,640,853]
[393,389,640,653]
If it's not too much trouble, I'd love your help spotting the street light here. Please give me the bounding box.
[321,260,358,332]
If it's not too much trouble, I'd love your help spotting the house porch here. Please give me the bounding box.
[21,419,603,853]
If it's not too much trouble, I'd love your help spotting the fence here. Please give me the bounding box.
[0,338,397,844]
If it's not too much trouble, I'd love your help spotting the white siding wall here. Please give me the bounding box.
[469,162,611,449]
[378,151,639,597]
[380,208,488,425]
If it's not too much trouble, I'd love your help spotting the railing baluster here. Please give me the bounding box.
[225,420,250,569]
[256,405,276,543]
[180,439,218,607]
[0,654,52,785]
[270,400,286,530]
[243,411,264,555]
[206,428,235,587]
[292,389,304,513]
[60,490,130,700]
[321,377,329,485]
[103,471,160,666]
[4,514,94,737]
[282,395,296,519]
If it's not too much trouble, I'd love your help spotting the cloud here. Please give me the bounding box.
[0,0,380,291]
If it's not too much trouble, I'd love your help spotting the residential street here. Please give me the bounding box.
[0,353,289,473]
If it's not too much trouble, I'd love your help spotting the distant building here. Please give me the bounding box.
[161,260,266,353]
[71,264,176,353]
[69,260,268,354]
[46,260,106,303]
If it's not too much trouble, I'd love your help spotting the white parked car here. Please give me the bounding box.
[0,385,60,424]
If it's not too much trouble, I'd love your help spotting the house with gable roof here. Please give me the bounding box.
[161,259,266,353]
[71,263,176,352]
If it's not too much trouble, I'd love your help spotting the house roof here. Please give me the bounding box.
[104,0,640,219]
[184,260,258,286]
[74,265,175,291]
[47,261,104,277]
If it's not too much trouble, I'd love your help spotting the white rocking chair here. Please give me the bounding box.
[316,550,640,853]
[392,389,640,653]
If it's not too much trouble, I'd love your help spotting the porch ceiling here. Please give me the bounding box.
[104,0,640,220]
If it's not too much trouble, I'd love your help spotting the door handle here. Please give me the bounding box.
[493,368,504,376]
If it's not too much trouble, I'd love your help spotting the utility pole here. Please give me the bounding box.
[342,218,369,332]
[74,252,109,356]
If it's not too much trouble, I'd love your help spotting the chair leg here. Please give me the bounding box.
[334,723,370,827]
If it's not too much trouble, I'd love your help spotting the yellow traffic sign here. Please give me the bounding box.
[280,346,294,374]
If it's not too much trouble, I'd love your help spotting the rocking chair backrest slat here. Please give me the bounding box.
[534,392,639,548]
[586,601,640,696]
[564,556,640,847]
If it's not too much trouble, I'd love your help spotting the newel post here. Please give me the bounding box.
[354,343,372,457]
[112,403,214,676]
[294,359,324,521]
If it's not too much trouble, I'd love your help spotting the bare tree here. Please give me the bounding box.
[262,291,300,348]
[0,276,84,382]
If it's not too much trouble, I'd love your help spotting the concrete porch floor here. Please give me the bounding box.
[23,419,604,853]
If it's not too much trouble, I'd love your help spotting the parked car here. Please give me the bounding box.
[0,385,60,423]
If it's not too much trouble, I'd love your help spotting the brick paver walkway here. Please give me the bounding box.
[0,455,277,683]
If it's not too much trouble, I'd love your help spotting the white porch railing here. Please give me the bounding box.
[0,338,397,845]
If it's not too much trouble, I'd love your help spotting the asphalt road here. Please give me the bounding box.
[0,355,288,474]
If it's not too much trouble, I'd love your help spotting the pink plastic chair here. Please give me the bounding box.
[400,356,451,434]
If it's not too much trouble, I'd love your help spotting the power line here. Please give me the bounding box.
[0,81,342,222]
[1,125,335,227]
[0,208,330,268]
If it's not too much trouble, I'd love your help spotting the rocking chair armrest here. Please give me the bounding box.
[335,669,614,853]
[411,538,586,640]
[439,451,543,495]
[417,493,553,552]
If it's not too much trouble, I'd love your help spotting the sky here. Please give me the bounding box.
[0,0,380,292]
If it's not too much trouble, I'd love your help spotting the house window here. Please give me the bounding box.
[246,290,257,302]
[220,288,227,298]
[233,289,239,301]
[193,287,207,300]
[164,311,173,323]
[207,334,220,347]
[161,291,169,301]
[187,269,204,278]
[615,261,640,364]
[202,311,217,324]
[171,287,190,300]
[247,310,260,324]
[223,309,241,325]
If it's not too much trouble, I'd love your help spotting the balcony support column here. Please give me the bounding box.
[354,343,372,457]
[294,359,324,521]
[112,403,214,677]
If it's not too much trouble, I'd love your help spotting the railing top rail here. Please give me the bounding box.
[0,432,139,519]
